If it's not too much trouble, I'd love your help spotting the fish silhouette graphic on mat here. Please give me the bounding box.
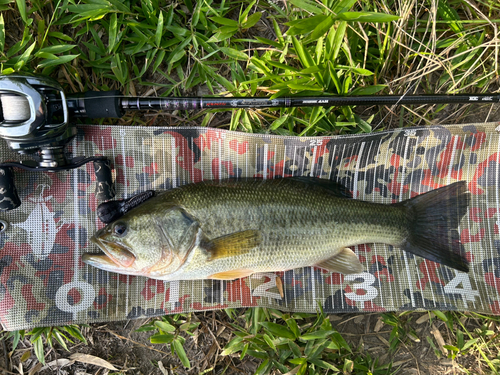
[82,178,470,280]
[13,185,65,261]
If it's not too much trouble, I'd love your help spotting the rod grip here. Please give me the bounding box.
[84,90,123,118]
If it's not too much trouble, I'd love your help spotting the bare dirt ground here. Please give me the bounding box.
[1,310,492,375]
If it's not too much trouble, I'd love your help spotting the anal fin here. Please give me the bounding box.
[316,248,363,274]
[209,269,254,280]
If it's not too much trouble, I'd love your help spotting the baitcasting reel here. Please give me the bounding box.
[0,74,121,210]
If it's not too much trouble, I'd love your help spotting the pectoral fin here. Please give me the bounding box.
[316,248,363,274]
[206,230,261,260]
[209,269,254,280]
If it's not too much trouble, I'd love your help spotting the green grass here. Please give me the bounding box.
[1,0,500,374]
[2,0,498,133]
[140,309,500,374]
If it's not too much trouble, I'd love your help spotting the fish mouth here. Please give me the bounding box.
[85,237,136,269]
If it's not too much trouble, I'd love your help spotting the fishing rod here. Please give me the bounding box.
[0,73,498,210]
[3,77,500,121]
[3,74,500,121]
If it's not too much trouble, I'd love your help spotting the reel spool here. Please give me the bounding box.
[0,74,115,210]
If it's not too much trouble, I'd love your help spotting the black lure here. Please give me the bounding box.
[97,190,155,224]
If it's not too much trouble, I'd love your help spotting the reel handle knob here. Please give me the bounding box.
[93,159,115,201]
[0,167,21,211]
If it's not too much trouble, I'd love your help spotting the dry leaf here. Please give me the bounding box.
[377,334,390,347]
[430,324,448,356]
[158,361,169,375]
[41,358,74,370]
[364,315,371,334]
[379,353,388,364]
[69,353,118,371]
[129,80,137,97]
[276,275,284,299]
[15,363,24,375]
[392,359,411,367]
[416,312,435,325]
[406,331,421,343]
[374,317,384,332]
[358,336,364,350]
[440,359,454,366]
[354,315,365,324]
[283,365,301,375]
[488,320,496,331]
[20,351,31,362]
[28,362,42,375]
[216,325,226,336]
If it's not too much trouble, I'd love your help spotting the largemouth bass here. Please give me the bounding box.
[83,178,470,280]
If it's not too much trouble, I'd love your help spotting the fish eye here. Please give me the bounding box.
[113,222,128,237]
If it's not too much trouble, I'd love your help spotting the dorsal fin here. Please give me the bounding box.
[215,177,352,197]
[285,177,353,198]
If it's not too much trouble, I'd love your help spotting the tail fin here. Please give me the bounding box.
[397,181,470,272]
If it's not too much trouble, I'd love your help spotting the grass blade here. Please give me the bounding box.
[14,41,35,70]
[242,12,262,29]
[0,14,4,53]
[333,0,357,13]
[287,0,323,14]
[310,15,334,41]
[349,85,386,95]
[155,11,164,48]
[38,45,76,54]
[172,339,191,368]
[260,322,296,340]
[108,12,118,52]
[38,54,79,68]
[220,47,248,61]
[329,21,347,63]
[211,16,238,27]
[15,0,27,24]
[337,12,399,23]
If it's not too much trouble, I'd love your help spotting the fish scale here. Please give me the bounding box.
[84,178,470,280]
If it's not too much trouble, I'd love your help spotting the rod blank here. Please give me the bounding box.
[119,94,500,113]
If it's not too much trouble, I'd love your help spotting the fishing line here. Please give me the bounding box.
[372,81,418,130]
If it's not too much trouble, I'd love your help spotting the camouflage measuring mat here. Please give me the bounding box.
[1,123,500,331]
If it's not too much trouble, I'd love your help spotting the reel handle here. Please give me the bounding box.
[0,157,115,210]
[93,159,115,201]
[0,167,21,210]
